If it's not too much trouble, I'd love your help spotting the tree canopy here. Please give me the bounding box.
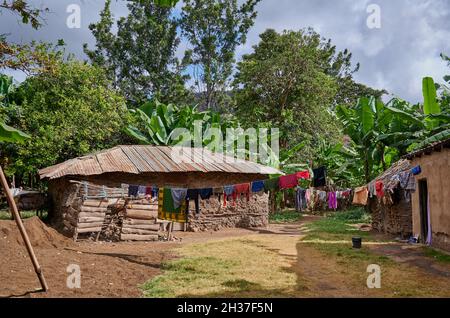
[3,58,129,179]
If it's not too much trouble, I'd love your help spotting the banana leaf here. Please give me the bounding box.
[0,121,31,143]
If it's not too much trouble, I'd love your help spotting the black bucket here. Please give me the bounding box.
[352,237,362,249]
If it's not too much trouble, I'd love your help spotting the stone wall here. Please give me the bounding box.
[48,179,269,239]
[187,192,269,232]
[369,189,412,238]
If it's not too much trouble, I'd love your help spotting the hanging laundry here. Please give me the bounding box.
[411,165,422,176]
[251,181,265,193]
[399,170,416,202]
[186,189,200,214]
[234,183,250,201]
[199,188,213,200]
[352,186,368,206]
[128,185,139,197]
[317,190,327,203]
[138,186,146,196]
[263,178,280,193]
[295,187,307,211]
[223,185,235,207]
[158,188,187,223]
[213,187,223,203]
[399,171,416,192]
[328,191,338,210]
[385,174,400,193]
[375,181,384,198]
[152,187,159,198]
[313,167,327,187]
[296,170,311,180]
[305,188,311,204]
[171,188,188,209]
[279,174,299,190]
[145,186,153,197]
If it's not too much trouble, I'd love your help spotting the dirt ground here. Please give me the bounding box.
[0,217,262,298]
[1,216,449,298]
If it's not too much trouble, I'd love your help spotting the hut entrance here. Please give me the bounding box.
[418,179,429,243]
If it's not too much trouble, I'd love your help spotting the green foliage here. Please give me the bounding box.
[269,210,302,224]
[422,77,440,115]
[126,99,237,147]
[0,74,30,143]
[233,28,346,164]
[5,59,128,177]
[181,0,260,110]
[84,0,190,104]
[0,0,48,30]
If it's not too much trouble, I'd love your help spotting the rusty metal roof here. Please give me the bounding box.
[39,146,282,186]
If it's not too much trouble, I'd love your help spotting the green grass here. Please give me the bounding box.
[269,209,302,224]
[423,247,450,263]
[0,210,47,220]
[141,238,299,298]
[302,208,373,242]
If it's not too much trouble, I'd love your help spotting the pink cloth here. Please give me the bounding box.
[328,191,337,210]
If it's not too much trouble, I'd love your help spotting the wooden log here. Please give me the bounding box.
[77,222,104,229]
[122,224,160,231]
[121,228,158,235]
[123,218,155,225]
[78,212,106,218]
[78,217,105,223]
[126,209,158,220]
[80,206,107,213]
[76,226,102,233]
[125,204,157,211]
[82,199,110,207]
[127,198,154,205]
[120,233,159,241]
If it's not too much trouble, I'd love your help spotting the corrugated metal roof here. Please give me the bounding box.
[39,145,281,181]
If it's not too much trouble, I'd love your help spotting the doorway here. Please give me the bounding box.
[418,179,429,243]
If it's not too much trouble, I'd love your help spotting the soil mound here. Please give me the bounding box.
[0,217,73,249]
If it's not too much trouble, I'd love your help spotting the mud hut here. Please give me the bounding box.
[405,138,450,251]
[368,159,413,238]
[39,145,280,241]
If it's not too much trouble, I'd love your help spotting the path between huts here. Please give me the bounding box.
[1,216,449,298]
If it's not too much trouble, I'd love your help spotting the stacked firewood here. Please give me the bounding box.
[101,199,126,241]
[74,199,109,241]
[121,198,160,241]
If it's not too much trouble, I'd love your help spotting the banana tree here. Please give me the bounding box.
[125,99,236,147]
[0,75,30,142]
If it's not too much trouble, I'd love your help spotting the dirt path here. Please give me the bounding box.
[0,217,268,298]
[1,216,449,298]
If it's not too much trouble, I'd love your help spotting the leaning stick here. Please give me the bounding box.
[0,166,48,291]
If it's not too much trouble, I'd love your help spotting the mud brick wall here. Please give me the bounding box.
[369,189,412,238]
[187,192,269,232]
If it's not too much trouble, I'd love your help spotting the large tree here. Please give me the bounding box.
[181,0,260,110]
[84,0,189,105]
[4,58,129,182]
[233,29,345,163]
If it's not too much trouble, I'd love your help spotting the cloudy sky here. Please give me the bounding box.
[1,0,450,103]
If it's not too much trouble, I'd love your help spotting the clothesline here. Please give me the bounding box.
[352,165,422,206]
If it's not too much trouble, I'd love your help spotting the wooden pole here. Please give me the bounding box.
[0,165,48,292]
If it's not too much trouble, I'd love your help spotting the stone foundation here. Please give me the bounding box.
[187,192,269,232]
[369,189,412,239]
